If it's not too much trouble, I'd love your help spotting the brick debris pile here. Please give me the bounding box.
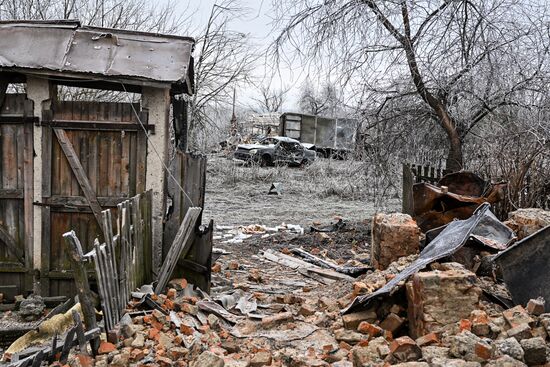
[3,209,550,367]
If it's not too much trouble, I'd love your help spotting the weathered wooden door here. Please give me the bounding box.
[41,100,148,296]
[0,94,34,299]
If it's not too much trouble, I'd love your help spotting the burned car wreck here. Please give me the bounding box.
[233,136,316,166]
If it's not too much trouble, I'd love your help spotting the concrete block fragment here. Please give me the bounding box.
[507,323,532,341]
[447,331,492,363]
[494,337,524,361]
[520,336,548,366]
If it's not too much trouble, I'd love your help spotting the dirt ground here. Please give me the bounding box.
[203,155,400,228]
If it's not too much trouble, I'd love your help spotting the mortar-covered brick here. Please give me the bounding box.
[406,268,482,339]
[371,213,420,270]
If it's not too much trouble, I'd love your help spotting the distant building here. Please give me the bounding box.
[241,113,281,136]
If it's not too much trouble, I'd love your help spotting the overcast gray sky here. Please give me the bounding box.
[171,0,307,111]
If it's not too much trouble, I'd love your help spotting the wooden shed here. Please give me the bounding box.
[0,20,208,299]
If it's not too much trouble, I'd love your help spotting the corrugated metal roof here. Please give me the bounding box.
[0,20,194,93]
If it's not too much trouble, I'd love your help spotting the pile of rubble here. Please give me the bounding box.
[3,207,550,367]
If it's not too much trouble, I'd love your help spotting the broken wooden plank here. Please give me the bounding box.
[72,310,87,355]
[154,207,202,294]
[290,247,371,276]
[101,209,121,319]
[59,326,77,364]
[30,350,43,367]
[262,249,354,282]
[62,231,100,354]
[10,328,101,367]
[53,128,104,233]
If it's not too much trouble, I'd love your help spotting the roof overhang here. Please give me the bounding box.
[0,20,195,95]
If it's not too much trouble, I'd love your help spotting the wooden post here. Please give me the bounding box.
[62,230,99,354]
[402,163,414,215]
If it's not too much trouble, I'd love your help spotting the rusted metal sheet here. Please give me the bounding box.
[413,171,507,231]
[494,225,550,312]
[343,203,490,314]
[0,20,194,92]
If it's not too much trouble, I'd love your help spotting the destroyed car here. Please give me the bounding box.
[233,136,316,166]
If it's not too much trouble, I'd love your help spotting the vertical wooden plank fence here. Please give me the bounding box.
[65,191,152,334]
[162,151,212,292]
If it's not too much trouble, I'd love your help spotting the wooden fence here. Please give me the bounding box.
[66,191,152,333]
[162,151,212,292]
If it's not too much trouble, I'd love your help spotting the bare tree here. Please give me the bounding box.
[273,0,550,171]
[298,79,341,117]
[0,0,190,33]
[250,83,287,113]
[188,0,258,150]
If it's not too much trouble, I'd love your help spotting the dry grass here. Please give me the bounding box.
[207,155,390,201]
[204,155,401,227]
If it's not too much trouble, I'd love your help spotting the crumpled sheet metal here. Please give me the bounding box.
[342,203,490,314]
[494,225,550,312]
[425,209,515,251]
[470,210,516,250]
[412,171,506,232]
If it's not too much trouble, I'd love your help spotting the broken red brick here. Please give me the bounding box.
[76,354,94,367]
[156,355,173,367]
[406,268,480,339]
[459,319,472,332]
[339,341,352,350]
[342,310,377,330]
[470,310,490,336]
[503,305,535,328]
[380,313,404,334]
[250,350,272,367]
[357,321,383,338]
[415,332,439,347]
[163,298,175,310]
[166,288,177,299]
[248,269,262,283]
[148,328,160,340]
[180,324,194,336]
[98,341,116,354]
[211,263,222,273]
[181,303,198,315]
[130,348,145,361]
[299,304,316,316]
[389,336,422,362]
[474,341,493,360]
[171,347,188,359]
